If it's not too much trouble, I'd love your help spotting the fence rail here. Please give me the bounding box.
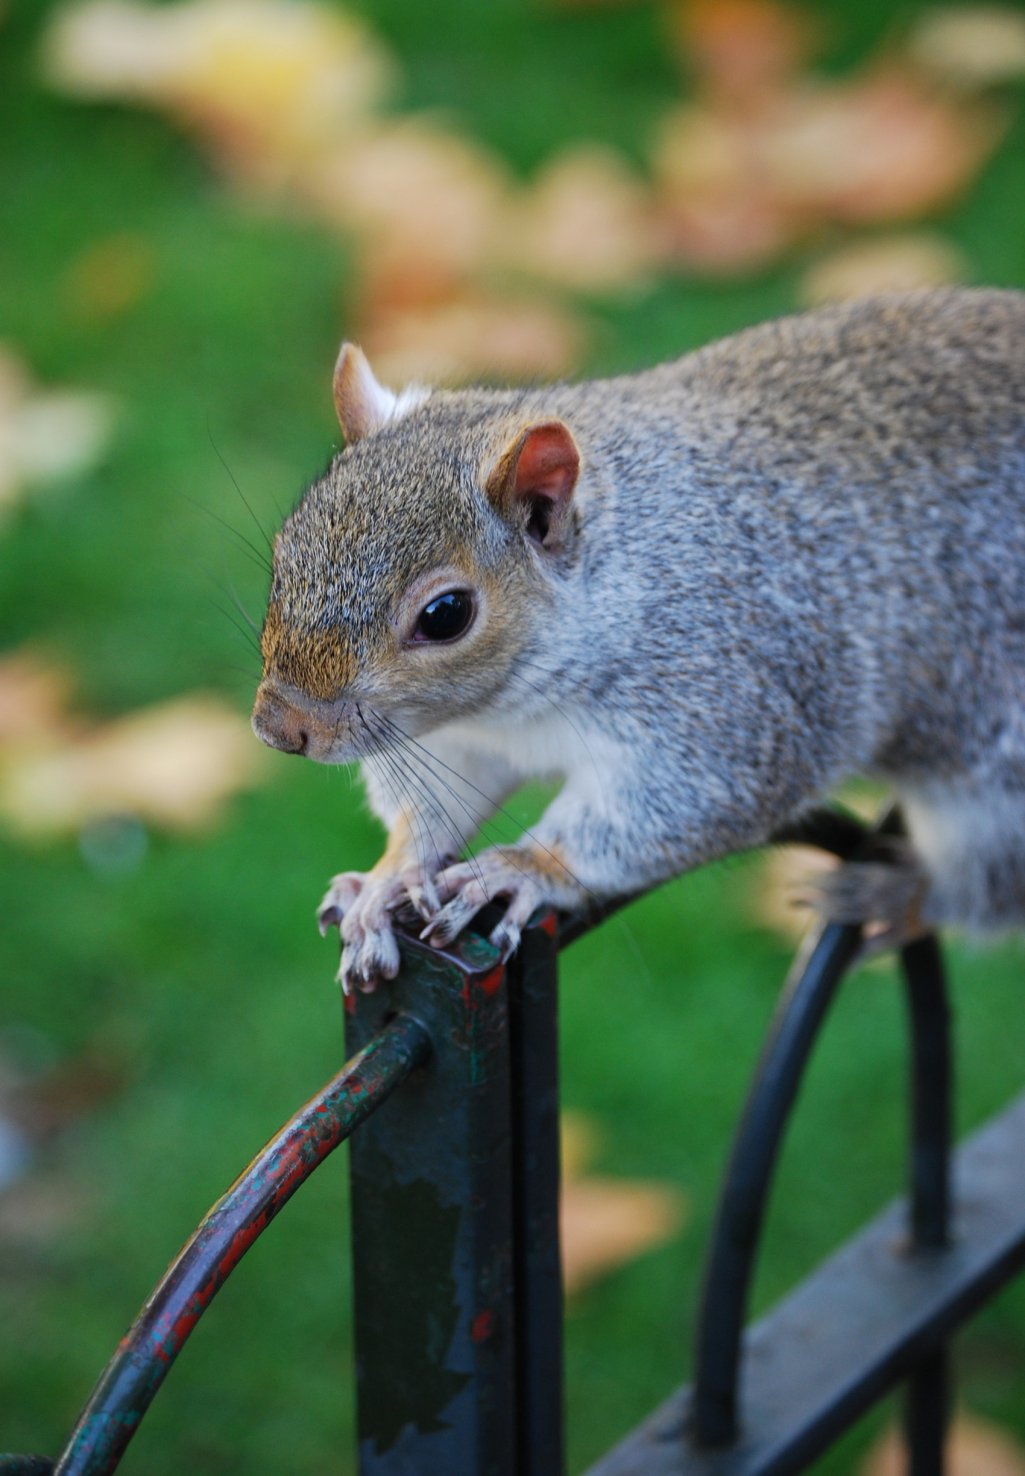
[3,808,1023,1476]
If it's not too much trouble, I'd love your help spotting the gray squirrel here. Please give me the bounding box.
[251,287,1025,993]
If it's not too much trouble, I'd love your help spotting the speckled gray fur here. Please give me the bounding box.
[260,288,1025,976]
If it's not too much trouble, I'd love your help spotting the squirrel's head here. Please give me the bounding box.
[251,344,582,762]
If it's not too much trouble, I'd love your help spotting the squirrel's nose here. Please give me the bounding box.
[251,693,310,756]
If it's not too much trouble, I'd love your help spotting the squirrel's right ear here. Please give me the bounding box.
[486,421,581,552]
[333,342,427,443]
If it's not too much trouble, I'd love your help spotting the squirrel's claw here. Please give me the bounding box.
[318,872,365,935]
[425,853,547,958]
[338,925,401,996]
[420,881,488,947]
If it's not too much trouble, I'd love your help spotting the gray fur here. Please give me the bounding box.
[256,288,1025,984]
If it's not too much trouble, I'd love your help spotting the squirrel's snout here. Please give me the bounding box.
[251,688,311,757]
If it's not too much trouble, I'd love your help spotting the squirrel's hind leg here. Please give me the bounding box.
[900,778,1025,934]
[803,779,1025,949]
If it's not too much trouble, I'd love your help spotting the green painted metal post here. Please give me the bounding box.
[344,912,564,1476]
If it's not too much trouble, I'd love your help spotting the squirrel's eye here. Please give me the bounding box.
[414,590,474,643]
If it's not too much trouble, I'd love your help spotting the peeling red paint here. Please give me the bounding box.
[477,967,504,998]
[470,1308,494,1343]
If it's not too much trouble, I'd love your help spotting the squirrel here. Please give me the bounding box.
[251,287,1025,994]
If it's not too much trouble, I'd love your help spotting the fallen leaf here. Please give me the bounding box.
[305,119,511,302]
[360,291,583,386]
[670,0,816,99]
[0,693,268,836]
[562,1175,686,1294]
[762,68,1002,225]
[652,46,1005,275]
[0,652,77,747]
[800,233,966,307]
[42,0,395,187]
[500,144,661,294]
[753,844,837,942]
[63,232,156,323]
[0,346,116,520]
[559,1109,687,1295]
[909,7,1025,90]
[863,1411,1025,1476]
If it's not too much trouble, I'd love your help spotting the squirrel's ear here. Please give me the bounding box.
[333,343,396,443]
[486,421,581,551]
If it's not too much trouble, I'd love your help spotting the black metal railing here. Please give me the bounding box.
[3,808,1024,1476]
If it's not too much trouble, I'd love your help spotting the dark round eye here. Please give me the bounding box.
[414,590,475,643]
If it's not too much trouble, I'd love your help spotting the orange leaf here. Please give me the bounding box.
[559,1109,687,1295]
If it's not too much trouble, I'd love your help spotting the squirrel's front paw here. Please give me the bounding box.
[420,847,556,961]
[318,866,443,994]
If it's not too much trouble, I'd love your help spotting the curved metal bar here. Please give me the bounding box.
[50,1013,432,1476]
[0,1458,55,1474]
[691,917,864,1446]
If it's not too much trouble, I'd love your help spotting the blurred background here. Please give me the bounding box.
[2,0,1025,1470]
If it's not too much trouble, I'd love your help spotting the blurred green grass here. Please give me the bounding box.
[2,1,1025,1472]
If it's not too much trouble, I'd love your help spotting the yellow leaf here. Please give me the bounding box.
[43,0,395,186]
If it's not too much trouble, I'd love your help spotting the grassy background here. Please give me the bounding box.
[2,0,1025,1471]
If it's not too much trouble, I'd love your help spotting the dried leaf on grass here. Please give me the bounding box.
[909,6,1025,89]
[0,652,78,747]
[1,693,267,836]
[863,1412,1025,1476]
[670,0,817,99]
[653,67,1001,275]
[753,844,837,942]
[0,655,268,837]
[800,233,966,307]
[560,1109,686,1295]
[63,232,156,323]
[42,0,394,187]
[305,120,511,302]
[360,292,583,388]
[0,347,115,520]
[500,144,661,294]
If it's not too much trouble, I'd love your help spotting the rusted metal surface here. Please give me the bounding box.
[345,911,563,1476]
[46,1013,430,1476]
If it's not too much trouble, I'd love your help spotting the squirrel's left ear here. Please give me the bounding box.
[333,342,427,443]
[486,421,581,551]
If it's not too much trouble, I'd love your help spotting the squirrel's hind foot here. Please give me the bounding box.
[800,850,930,957]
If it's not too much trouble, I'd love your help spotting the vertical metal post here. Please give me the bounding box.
[507,914,564,1476]
[345,926,519,1476]
[344,912,564,1476]
[900,934,953,1476]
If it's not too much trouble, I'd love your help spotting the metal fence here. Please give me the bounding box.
[4,808,1025,1476]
